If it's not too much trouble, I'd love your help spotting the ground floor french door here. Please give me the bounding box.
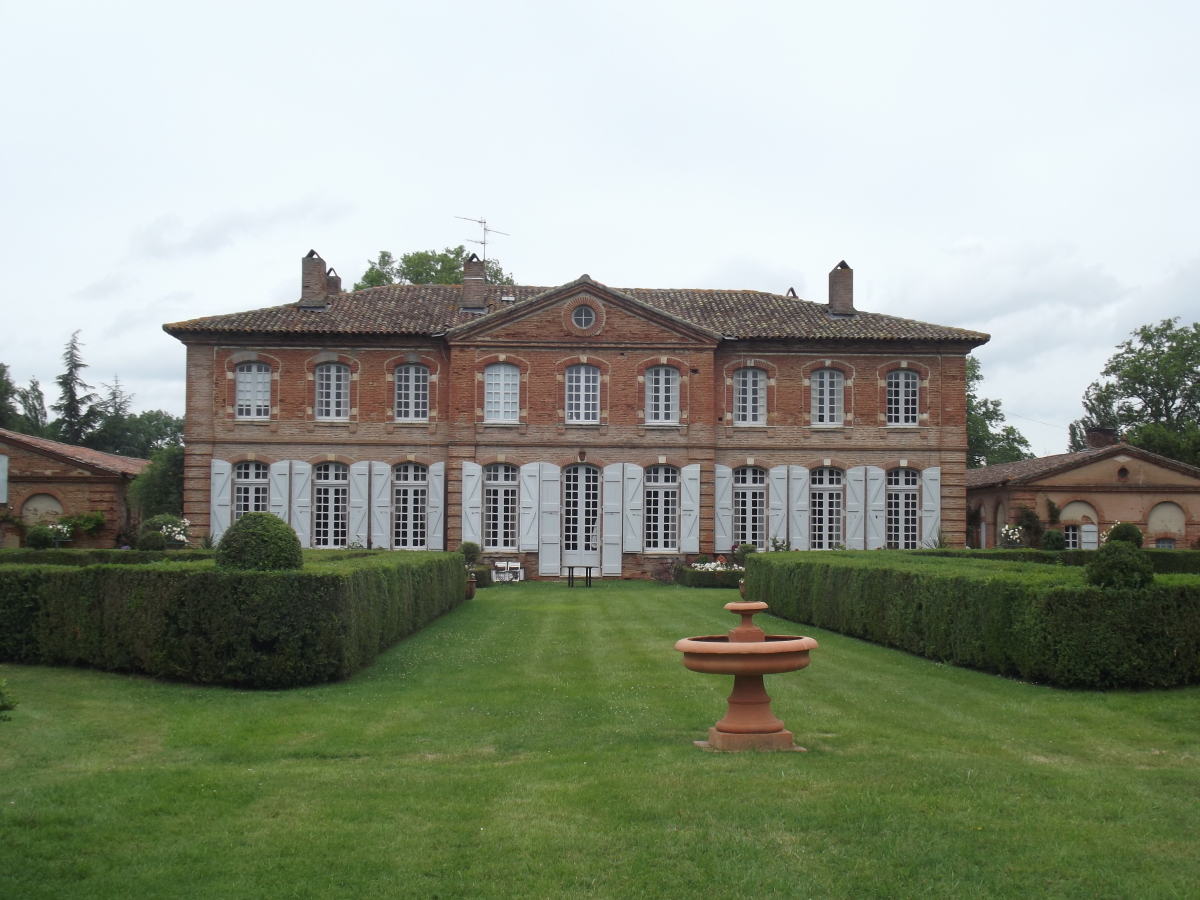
[562,464,600,569]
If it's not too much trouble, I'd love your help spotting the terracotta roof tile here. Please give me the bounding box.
[0,428,150,477]
[966,444,1200,489]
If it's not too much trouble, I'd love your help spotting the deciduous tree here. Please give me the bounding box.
[354,245,514,290]
[966,356,1033,468]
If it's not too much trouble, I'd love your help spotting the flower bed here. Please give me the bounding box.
[674,562,744,588]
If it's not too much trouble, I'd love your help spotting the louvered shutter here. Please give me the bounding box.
[602,464,623,575]
[348,462,370,547]
[461,462,483,546]
[679,464,701,553]
[1081,523,1098,550]
[622,463,643,552]
[845,466,866,550]
[538,463,561,575]
[269,461,290,522]
[768,466,788,547]
[921,467,942,548]
[789,466,810,550]
[519,463,540,550]
[210,459,232,542]
[290,462,312,548]
[426,462,445,550]
[865,466,886,550]
[370,462,391,548]
[713,464,733,553]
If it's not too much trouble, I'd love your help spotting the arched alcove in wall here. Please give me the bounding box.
[22,493,64,524]
[1148,501,1186,536]
[1060,500,1098,524]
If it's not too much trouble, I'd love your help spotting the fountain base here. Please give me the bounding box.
[698,727,805,752]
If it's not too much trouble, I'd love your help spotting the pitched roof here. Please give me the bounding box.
[163,278,989,345]
[966,444,1200,490]
[0,428,150,477]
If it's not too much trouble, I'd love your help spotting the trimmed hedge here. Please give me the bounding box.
[746,552,1200,689]
[915,548,1200,574]
[0,551,465,688]
[0,549,215,566]
[675,565,743,588]
[470,565,493,587]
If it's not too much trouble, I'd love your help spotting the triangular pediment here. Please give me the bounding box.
[1026,446,1200,488]
[446,276,721,346]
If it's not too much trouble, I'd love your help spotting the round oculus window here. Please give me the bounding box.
[572,305,596,329]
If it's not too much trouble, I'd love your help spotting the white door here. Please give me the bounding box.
[562,464,601,569]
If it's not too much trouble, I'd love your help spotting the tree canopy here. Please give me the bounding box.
[966,356,1033,468]
[354,245,515,290]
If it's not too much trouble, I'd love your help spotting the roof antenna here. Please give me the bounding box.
[455,216,510,277]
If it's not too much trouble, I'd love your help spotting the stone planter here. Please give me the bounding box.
[465,573,477,600]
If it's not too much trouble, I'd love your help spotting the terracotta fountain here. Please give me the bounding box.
[675,601,818,751]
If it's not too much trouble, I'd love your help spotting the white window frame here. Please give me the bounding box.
[483,463,519,550]
[809,467,844,549]
[1156,537,1176,549]
[484,363,520,422]
[563,464,600,553]
[394,364,430,422]
[1064,524,1080,549]
[645,366,679,425]
[811,368,844,426]
[393,463,428,549]
[733,367,765,425]
[315,363,351,421]
[733,466,767,549]
[886,369,919,426]
[313,462,349,547]
[572,305,596,328]
[565,364,600,424]
[643,465,679,551]
[886,468,920,549]
[235,362,271,420]
[233,461,269,520]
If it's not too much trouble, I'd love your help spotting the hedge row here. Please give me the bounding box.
[0,551,466,688]
[675,566,743,588]
[746,552,1200,689]
[915,548,1200,574]
[0,549,216,566]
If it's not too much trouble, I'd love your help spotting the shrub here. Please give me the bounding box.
[215,513,303,571]
[0,549,213,566]
[1106,522,1144,548]
[1042,529,1066,551]
[138,530,167,551]
[733,543,758,567]
[139,514,190,547]
[914,547,1200,574]
[25,526,54,550]
[460,541,481,567]
[1087,540,1155,589]
[0,678,16,723]
[675,565,742,588]
[470,565,493,587]
[1015,505,1044,548]
[693,554,711,565]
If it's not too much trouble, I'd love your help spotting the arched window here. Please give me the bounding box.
[483,463,519,550]
[566,364,600,423]
[393,463,427,548]
[810,467,844,549]
[315,363,350,420]
[886,468,920,549]
[313,462,349,547]
[733,466,767,549]
[811,369,844,426]
[235,362,271,419]
[734,368,765,425]
[394,364,429,421]
[645,366,679,424]
[233,461,269,520]
[886,370,918,426]
[484,363,519,422]
[644,466,679,551]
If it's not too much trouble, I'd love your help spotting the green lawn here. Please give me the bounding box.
[2,580,1198,899]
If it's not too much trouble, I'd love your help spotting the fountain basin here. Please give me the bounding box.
[674,635,818,675]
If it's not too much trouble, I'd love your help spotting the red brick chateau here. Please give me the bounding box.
[165,252,988,577]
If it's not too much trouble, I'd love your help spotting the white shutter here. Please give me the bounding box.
[519,462,540,551]
[713,464,733,553]
[679,464,701,553]
[845,466,866,550]
[622,463,644,552]
[603,463,623,576]
[426,462,445,550]
[866,466,886,550]
[768,466,788,548]
[209,459,232,542]
[269,461,290,521]
[290,461,312,548]
[789,466,810,550]
[980,521,987,549]
[1081,523,1099,550]
[0,454,8,504]
[370,462,391,548]
[347,462,370,547]
[921,467,942,547]
[461,462,483,547]
[538,463,561,575]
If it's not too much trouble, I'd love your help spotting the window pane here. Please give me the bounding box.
[484,364,519,422]
[566,365,600,423]
[811,369,844,426]
[395,365,430,421]
[733,466,766,548]
[646,366,678,423]
[644,466,679,550]
[316,364,350,420]
[810,467,844,549]
[886,468,920,548]
[886,370,918,426]
[235,363,271,418]
[734,368,764,424]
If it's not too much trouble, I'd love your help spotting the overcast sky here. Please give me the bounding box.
[4,1,1199,454]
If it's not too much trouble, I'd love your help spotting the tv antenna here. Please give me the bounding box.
[455,216,509,269]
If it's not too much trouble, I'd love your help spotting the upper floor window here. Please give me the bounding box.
[483,463,519,550]
[734,367,765,425]
[644,465,679,551]
[484,363,520,422]
[886,468,920,549]
[233,461,269,520]
[394,365,429,422]
[810,467,844,549]
[235,362,271,419]
[645,366,679,424]
[315,363,350,421]
[811,368,844,426]
[886,369,919,426]
[566,364,600,423]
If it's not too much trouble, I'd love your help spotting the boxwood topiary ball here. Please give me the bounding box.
[1041,529,1066,551]
[215,512,302,571]
[1106,522,1144,548]
[25,525,55,550]
[1086,540,1154,589]
[138,530,167,551]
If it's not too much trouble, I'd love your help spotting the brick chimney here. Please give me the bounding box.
[325,267,341,295]
[298,250,329,308]
[829,261,854,315]
[1085,426,1119,448]
[461,252,486,311]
